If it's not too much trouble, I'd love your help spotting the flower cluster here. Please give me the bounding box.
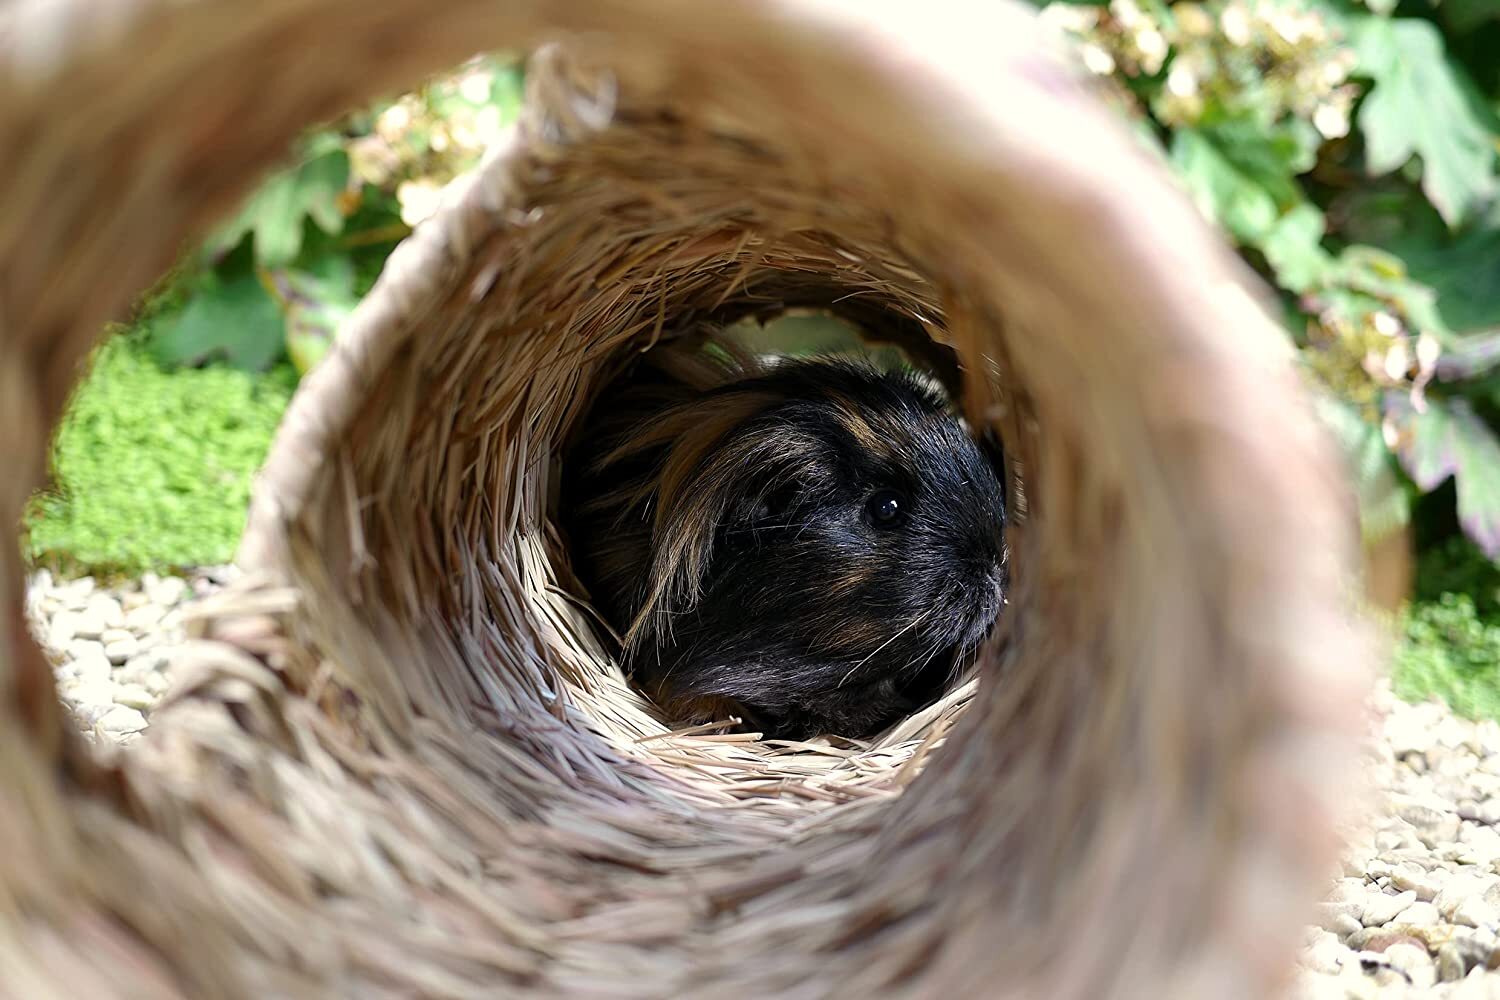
[1040,0,1358,139]
[344,55,523,227]
[1303,303,1440,420]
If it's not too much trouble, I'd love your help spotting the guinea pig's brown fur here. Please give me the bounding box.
[563,337,1007,740]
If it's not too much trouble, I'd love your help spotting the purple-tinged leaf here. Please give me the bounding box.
[1385,393,1500,559]
[1434,330,1500,382]
[262,265,358,376]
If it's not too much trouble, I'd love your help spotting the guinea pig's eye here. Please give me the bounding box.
[865,489,906,528]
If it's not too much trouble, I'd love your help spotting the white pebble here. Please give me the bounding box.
[1361,889,1417,927]
[1462,823,1500,860]
[1387,706,1442,756]
[1438,875,1500,922]
[118,652,165,685]
[1390,868,1443,902]
[1398,800,1463,848]
[1384,941,1436,989]
[1329,913,1363,939]
[1451,966,1495,999]
[62,677,117,712]
[124,603,165,631]
[97,705,147,736]
[112,684,154,711]
[146,576,187,607]
[1302,931,1347,975]
[70,646,112,684]
[1316,900,1364,933]
[104,637,139,665]
[58,576,95,604]
[1375,830,1413,852]
[1438,941,1468,982]
[70,610,107,641]
[1394,900,1441,926]
[83,594,123,628]
[45,610,79,650]
[66,699,112,728]
[1474,721,1500,757]
[1454,896,1500,930]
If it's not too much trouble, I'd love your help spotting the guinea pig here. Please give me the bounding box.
[563,342,1007,741]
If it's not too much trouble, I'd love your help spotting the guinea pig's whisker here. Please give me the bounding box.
[726,521,815,534]
[838,611,927,689]
[912,638,948,674]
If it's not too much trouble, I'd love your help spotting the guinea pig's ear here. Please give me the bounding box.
[619,390,784,649]
[738,478,798,530]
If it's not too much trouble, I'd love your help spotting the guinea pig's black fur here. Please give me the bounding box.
[563,344,1007,741]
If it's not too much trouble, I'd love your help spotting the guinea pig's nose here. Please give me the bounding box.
[965,530,1004,575]
[961,555,1003,599]
[984,568,1004,607]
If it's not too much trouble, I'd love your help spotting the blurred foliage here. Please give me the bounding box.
[25,332,297,575]
[1394,593,1500,719]
[1389,529,1500,718]
[1039,0,1500,564]
[149,55,525,377]
[1414,533,1500,618]
[725,312,913,370]
[25,57,524,574]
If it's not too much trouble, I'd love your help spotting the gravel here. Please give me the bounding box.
[1293,686,1500,999]
[19,568,1500,995]
[26,567,234,748]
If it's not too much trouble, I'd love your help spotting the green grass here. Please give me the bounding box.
[1394,594,1500,718]
[1393,537,1500,718]
[24,332,296,576]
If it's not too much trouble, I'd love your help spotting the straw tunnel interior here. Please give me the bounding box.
[281,100,1028,811]
[235,82,1235,982]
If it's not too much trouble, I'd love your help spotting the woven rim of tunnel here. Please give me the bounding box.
[0,2,1374,997]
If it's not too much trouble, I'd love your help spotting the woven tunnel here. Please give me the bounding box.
[1,1,1373,997]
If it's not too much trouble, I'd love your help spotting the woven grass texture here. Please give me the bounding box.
[0,1,1374,997]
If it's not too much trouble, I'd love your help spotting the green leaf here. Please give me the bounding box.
[250,172,305,267]
[1262,204,1335,292]
[1439,0,1500,33]
[1328,246,1452,340]
[1335,187,1500,335]
[296,150,351,236]
[1351,16,1499,225]
[1213,119,1321,201]
[1314,392,1410,543]
[149,274,286,371]
[263,258,359,375]
[202,198,257,263]
[1170,118,1318,247]
[1435,330,1500,382]
[1171,129,1280,242]
[1388,228,1500,334]
[204,150,351,269]
[1386,393,1500,559]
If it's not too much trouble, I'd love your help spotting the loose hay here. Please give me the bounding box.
[0,1,1374,998]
